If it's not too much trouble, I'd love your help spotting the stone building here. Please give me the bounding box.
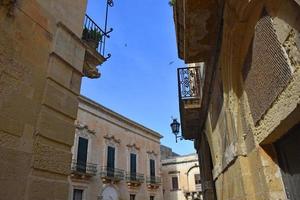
[162,154,202,200]
[160,145,180,160]
[0,1,111,199]
[173,0,300,200]
[70,96,163,200]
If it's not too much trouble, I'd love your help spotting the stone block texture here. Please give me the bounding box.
[0,0,87,199]
[175,0,300,200]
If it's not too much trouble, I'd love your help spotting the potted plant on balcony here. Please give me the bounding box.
[82,27,102,50]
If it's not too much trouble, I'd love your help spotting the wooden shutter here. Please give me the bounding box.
[130,153,137,174]
[76,137,88,172]
[73,189,83,200]
[107,146,115,169]
[150,159,155,177]
[172,177,179,189]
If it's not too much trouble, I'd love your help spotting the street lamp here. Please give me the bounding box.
[170,118,183,143]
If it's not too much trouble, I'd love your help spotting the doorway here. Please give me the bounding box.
[275,123,300,200]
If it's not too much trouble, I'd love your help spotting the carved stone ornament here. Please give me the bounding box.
[103,134,120,144]
[83,60,101,79]
[75,122,96,134]
[147,150,158,158]
[127,143,140,150]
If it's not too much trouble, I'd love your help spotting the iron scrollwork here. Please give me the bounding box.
[178,67,201,99]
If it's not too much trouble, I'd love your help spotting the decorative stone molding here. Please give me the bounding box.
[103,134,121,144]
[83,60,101,79]
[147,150,158,159]
[75,122,96,135]
[126,143,140,152]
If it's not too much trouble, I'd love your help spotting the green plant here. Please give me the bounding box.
[168,0,175,6]
[82,27,102,43]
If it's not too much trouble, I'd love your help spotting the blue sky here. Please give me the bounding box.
[81,0,195,155]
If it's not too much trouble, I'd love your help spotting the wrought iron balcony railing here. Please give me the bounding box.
[71,160,97,176]
[82,14,112,58]
[146,176,162,185]
[99,166,125,181]
[177,67,201,100]
[125,172,145,183]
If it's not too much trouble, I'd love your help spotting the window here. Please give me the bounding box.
[73,189,83,200]
[150,159,155,177]
[172,176,179,190]
[195,174,201,185]
[150,196,154,200]
[77,137,88,172]
[130,153,137,180]
[130,194,136,200]
[107,146,115,177]
[130,153,137,174]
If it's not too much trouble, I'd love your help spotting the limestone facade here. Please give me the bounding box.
[162,154,202,200]
[69,96,163,200]
[173,0,300,200]
[0,1,108,199]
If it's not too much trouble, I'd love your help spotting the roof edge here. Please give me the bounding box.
[78,95,163,139]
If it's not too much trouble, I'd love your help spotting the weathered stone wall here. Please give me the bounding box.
[0,0,87,199]
[202,0,300,200]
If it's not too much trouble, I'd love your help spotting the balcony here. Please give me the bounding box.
[82,14,112,79]
[146,176,161,190]
[178,66,202,139]
[71,160,97,178]
[125,172,145,187]
[99,167,125,183]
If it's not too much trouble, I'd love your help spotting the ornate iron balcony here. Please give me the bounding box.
[71,160,97,176]
[146,176,162,185]
[177,67,201,100]
[177,66,203,139]
[82,14,112,58]
[99,166,125,182]
[125,172,145,184]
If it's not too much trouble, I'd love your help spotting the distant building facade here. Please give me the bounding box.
[0,1,110,199]
[162,154,202,200]
[160,145,180,160]
[173,0,300,200]
[69,96,163,200]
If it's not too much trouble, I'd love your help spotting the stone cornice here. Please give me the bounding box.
[78,95,163,139]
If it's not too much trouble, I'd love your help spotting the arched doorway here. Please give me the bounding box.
[101,186,119,200]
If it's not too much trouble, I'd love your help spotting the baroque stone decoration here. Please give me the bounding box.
[76,121,96,135]
[103,134,121,145]
[126,143,140,153]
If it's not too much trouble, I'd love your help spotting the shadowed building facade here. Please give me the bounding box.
[0,1,111,199]
[69,96,163,200]
[172,0,300,200]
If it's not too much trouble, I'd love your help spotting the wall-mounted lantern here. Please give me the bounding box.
[170,118,183,143]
